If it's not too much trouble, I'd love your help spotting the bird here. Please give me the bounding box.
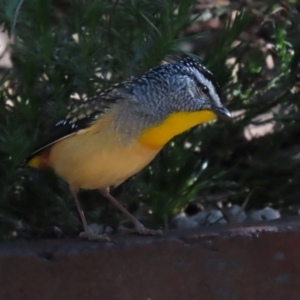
[21,56,231,241]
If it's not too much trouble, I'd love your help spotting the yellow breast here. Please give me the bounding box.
[48,118,160,190]
[138,110,216,148]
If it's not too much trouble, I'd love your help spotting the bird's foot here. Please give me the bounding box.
[120,222,163,236]
[79,227,111,242]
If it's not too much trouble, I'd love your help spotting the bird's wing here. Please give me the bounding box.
[22,86,124,165]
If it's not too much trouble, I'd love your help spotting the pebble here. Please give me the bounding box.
[225,205,247,223]
[249,207,281,221]
[173,213,199,229]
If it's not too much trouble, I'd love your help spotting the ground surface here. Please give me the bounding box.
[1,217,300,300]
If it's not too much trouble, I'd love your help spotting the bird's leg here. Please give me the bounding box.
[100,188,163,236]
[70,188,110,241]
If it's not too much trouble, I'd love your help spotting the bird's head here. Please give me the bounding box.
[170,57,231,120]
[128,56,231,122]
[115,57,231,148]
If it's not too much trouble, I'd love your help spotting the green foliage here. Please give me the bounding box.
[0,0,300,238]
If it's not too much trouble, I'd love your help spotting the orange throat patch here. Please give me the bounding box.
[138,110,216,149]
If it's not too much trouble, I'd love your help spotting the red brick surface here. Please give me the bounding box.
[1,218,300,300]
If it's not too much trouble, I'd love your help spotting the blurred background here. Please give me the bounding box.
[0,0,300,239]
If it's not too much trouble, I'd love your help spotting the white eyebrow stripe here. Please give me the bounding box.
[189,68,222,107]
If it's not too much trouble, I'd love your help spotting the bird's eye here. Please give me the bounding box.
[200,86,209,95]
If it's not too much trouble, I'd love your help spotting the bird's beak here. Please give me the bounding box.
[212,106,231,120]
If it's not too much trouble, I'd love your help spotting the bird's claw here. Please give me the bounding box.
[79,228,111,242]
[120,223,163,236]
